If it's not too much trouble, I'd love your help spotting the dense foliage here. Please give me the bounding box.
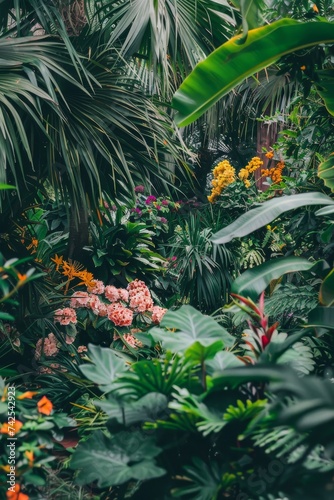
[1,1,334,499]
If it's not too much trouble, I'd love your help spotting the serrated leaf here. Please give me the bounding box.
[71,430,165,487]
[79,344,128,393]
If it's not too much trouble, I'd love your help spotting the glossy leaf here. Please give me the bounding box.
[319,269,334,306]
[211,192,334,244]
[71,430,165,487]
[307,307,334,330]
[231,257,316,300]
[0,183,16,190]
[149,305,235,353]
[95,393,168,426]
[172,19,334,126]
[79,344,128,393]
[316,69,334,117]
[318,154,334,191]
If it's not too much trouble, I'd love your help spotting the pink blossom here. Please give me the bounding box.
[118,288,129,303]
[123,333,143,349]
[77,345,88,353]
[107,303,133,327]
[54,307,77,325]
[105,285,120,303]
[65,335,76,345]
[35,333,59,360]
[145,195,157,204]
[88,280,105,295]
[134,185,145,193]
[161,200,169,206]
[160,217,167,224]
[88,294,103,315]
[70,291,90,308]
[151,306,168,324]
[127,280,153,312]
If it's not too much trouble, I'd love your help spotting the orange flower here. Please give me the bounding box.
[24,450,34,466]
[37,396,53,415]
[6,484,29,500]
[300,65,306,71]
[51,254,63,271]
[18,391,38,400]
[265,151,274,159]
[312,4,319,13]
[0,420,23,434]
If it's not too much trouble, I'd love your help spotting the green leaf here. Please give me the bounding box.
[307,307,334,330]
[318,154,334,191]
[172,19,334,126]
[79,344,128,393]
[206,351,244,375]
[149,305,234,354]
[0,312,15,321]
[211,192,334,244]
[0,183,16,190]
[315,206,334,216]
[184,340,224,364]
[238,0,265,41]
[320,269,334,306]
[95,393,168,426]
[316,69,334,117]
[231,257,316,300]
[71,430,165,487]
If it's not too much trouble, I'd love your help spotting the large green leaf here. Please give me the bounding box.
[231,257,316,300]
[172,19,334,126]
[211,192,334,244]
[318,154,334,191]
[149,305,235,353]
[319,269,334,306]
[95,393,168,426]
[316,69,334,117]
[307,307,334,330]
[71,430,165,487]
[79,344,128,393]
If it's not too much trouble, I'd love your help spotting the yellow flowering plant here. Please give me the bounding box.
[207,156,263,203]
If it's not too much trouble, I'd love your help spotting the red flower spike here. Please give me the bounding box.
[266,322,279,341]
[231,294,261,316]
[261,336,270,348]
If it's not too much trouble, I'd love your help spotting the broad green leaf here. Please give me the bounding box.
[71,430,165,487]
[184,340,224,364]
[315,205,334,216]
[316,69,334,117]
[172,19,334,126]
[79,344,128,393]
[206,351,244,375]
[211,192,334,244]
[231,257,316,300]
[319,269,334,306]
[238,0,265,41]
[149,305,235,353]
[0,312,15,321]
[318,154,334,191]
[307,307,334,330]
[95,393,168,426]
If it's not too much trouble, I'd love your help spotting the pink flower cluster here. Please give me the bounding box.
[35,333,59,360]
[54,279,167,340]
[54,307,77,325]
[128,280,154,312]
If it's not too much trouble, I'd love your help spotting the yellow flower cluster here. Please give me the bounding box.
[207,160,236,203]
[51,255,95,292]
[261,160,285,184]
[238,156,263,188]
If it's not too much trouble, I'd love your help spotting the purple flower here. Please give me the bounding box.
[135,208,142,215]
[145,195,157,205]
[161,200,169,206]
[134,185,145,193]
[160,217,167,224]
